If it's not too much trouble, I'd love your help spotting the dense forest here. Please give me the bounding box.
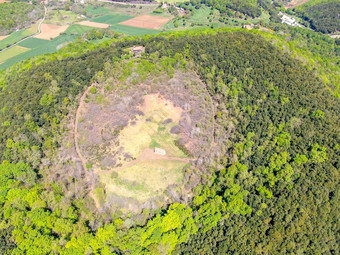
[0,2,43,35]
[294,0,340,34]
[0,27,339,254]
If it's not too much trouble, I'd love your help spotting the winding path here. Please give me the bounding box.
[74,84,95,172]
[0,5,47,53]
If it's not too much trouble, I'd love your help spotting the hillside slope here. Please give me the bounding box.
[0,29,339,254]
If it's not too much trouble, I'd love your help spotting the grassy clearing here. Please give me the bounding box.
[18,37,49,48]
[189,5,213,24]
[119,94,185,158]
[102,160,186,202]
[45,10,83,24]
[118,114,186,158]
[0,46,29,63]
[91,13,133,25]
[109,24,160,35]
[95,94,189,203]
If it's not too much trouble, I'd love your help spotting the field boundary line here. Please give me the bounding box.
[0,5,47,53]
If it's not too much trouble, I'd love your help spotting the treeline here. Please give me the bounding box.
[188,0,262,17]
[0,2,43,35]
[295,1,340,33]
[0,28,339,253]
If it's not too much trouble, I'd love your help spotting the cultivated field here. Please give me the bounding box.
[0,22,39,49]
[0,46,29,63]
[120,15,172,29]
[34,23,69,40]
[0,34,78,70]
[18,37,48,49]
[91,13,133,25]
[77,20,110,28]
[109,24,160,35]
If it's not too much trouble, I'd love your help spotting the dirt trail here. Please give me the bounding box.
[74,84,101,207]
[74,84,94,171]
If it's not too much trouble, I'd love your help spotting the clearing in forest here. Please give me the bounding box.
[34,23,69,40]
[119,15,172,29]
[76,68,215,211]
[93,94,191,203]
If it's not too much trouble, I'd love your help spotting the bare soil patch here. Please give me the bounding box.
[0,35,8,41]
[119,15,172,29]
[34,23,69,40]
[284,0,311,8]
[77,20,111,28]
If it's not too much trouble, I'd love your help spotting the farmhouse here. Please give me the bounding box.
[131,46,145,56]
[279,12,301,27]
[243,24,254,30]
[154,148,166,156]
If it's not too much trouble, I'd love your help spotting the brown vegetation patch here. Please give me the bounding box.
[74,69,215,212]
[284,0,311,8]
[119,15,172,29]
[77,21,111,28]
[34,23,69,40]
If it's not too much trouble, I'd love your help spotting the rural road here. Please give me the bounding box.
[0,5,47,53]
[99,0,158,6]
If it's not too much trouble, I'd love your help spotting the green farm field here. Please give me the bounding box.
[91,13,134,25]
[0,46,29,63]
[86,6,112,16]
[18,37,49,49]
[0,22,39,50]
[0,34,78,70]
[109,24,160,35]
[64,24,96,35]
